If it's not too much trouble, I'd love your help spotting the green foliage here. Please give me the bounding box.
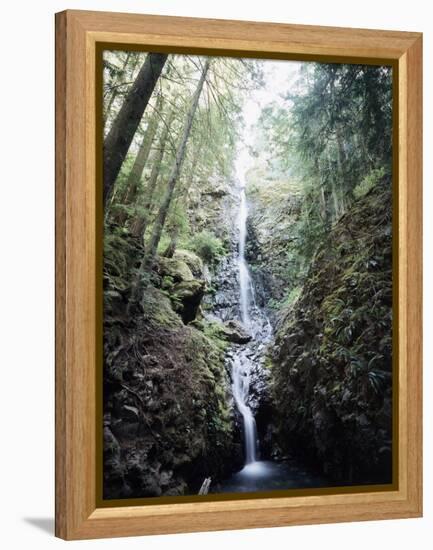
[367,369,388,396]
[188,230,226,264]
[354,166,386,199]
[248,62,392,315]
[285,286,302,306]
[268,286,302,311]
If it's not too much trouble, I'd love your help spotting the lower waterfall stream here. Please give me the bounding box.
[231,185,262,465]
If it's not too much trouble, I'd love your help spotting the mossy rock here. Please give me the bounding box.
[157,256,193,283]
[174,249,204,277]
[213,319,252,344]
[104,285,236,499]
[140,285,183,329]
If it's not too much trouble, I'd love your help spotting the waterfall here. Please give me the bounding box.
[232,184,258,465]
[232,354,257,463]
[238,189,252,327]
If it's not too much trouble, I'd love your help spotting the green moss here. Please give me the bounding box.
[354,166,386,199]
[270,182,393,483]
[245,176,305,305]
[104,277,236,498]
[201,321,230,351]
[173,249,203,277]
[269,286,302,310]
[141,286,183,329]
[158,256,194,282]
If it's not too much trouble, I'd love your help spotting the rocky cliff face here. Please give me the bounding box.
[246,179,302,314]
[188,174,237,250]
[269,182,393,483]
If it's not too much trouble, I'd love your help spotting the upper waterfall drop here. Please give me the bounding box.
[237,188,252,328]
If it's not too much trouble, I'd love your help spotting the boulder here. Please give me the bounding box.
[157,256,193,283]
[173,249,204,278]
[221,320,252,344]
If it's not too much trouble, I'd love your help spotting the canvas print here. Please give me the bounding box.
[102,50,393,500]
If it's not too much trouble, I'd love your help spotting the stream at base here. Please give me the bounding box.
[214,460,331,494]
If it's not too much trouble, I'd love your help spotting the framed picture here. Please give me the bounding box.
[55,10,422,540]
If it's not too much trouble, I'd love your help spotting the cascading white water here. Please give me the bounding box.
[232,184,258,464]
[232,354,257,463]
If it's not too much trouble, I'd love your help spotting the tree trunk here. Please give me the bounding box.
[161,138,203,257]
[105,53,142,123]
[129,58,210,307]
[103,53,168,207]
[145,59,210,266]
[130,108,175,239]
[314,157,328,228]
[113,94,164,225]
[319,183,328,225]
[162,224,180,258]
[124,94,163,204]
[335,126,351,214]
[326,151,340,222]
[331,181,340,221]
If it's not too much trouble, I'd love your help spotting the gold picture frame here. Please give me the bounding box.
[55,9,422,540]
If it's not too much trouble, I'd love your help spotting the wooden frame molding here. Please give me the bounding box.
[55,9,422,540]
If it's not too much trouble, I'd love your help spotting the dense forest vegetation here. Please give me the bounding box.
[102,50,393,499]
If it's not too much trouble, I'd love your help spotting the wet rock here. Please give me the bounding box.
[221,320,252,344]
[203,254,241,321]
